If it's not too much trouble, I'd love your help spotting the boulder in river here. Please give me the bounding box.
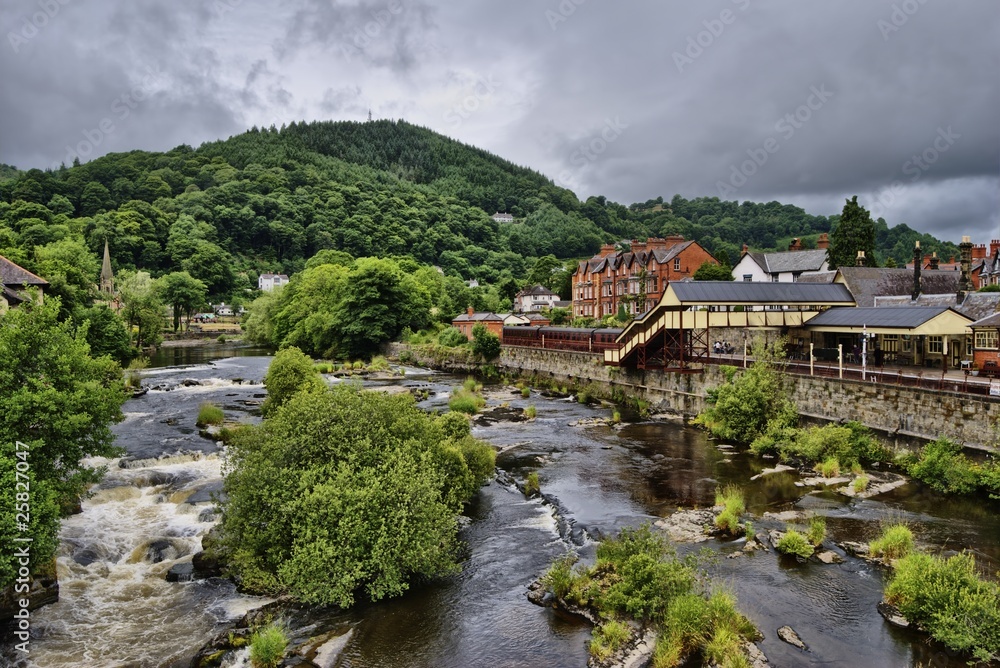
[777,625,807,650]
[877,600,910,628]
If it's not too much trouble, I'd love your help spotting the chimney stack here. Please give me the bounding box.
[741,243,749,254]
[929,252,939,270]
[912,241,922,301]
[958,235,973,304]
[599,243,617,258]
[789,238,802,252]
[467,306,474,316]
[816,233,829,250]
[855,250,867,267]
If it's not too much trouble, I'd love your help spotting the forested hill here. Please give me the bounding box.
[0,119,958,302]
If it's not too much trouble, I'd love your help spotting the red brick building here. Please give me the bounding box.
[571,237,719,318]
[451,307,504,339]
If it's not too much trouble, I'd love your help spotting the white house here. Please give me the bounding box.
[214,302,234,317]
[258,273,289,291]
[732,237,829,283]
[514,285,561,312]
[491,212,514,223]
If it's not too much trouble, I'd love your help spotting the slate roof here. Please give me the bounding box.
[835,267,959,307]
[805,306,963,329]
[0,255,47,287]
[748,249,829,274]
[795,271,836,284]
[874,292,1000,322]
[669,281,855,304]
[970,312,1000,329]
[519,284,558,297]
[452,312,504,322]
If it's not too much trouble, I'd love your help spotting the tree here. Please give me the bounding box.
[118,270,163,348]
[693,261,734,281]
[261,346,324,417]
[155,271,207,332]
[220,385,494,605]
[828,196,876,270]
[34,237,101,318]
[75,304,133,365]
[471,323,501,360]
[0,297,128,586]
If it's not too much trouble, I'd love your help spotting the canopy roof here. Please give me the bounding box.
[803,306,972,335]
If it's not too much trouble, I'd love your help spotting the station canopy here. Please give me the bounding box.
[802,306,972,336]
[661,281,856,308]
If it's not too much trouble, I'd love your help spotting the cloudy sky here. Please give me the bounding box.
[1,0,997,241]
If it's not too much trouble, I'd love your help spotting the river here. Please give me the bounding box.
[7,346,1000,667]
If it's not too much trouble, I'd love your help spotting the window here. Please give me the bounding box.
[771,275,780,282]
[975,330,999,350]
[882,334,899,353]
[928,336,943,354]
[743,274,752,282]
[674,258,681,271]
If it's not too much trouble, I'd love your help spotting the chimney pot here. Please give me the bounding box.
[467,306,474,316]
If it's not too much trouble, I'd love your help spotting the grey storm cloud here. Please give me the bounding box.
[0,0,996,242]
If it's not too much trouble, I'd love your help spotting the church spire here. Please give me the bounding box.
[100,239,114,295]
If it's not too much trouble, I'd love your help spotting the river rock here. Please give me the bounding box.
[166,562,195,582]
[777,625,807,650]
[654,509,715,543]
[815,550,845,564]
[877,601,910,628]
[749,464,795,481]
[191,550,223,578]
[839,541,870,557]
[475,405,526,426]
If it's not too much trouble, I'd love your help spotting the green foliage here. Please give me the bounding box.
[74,304,133,365]
[155,271,207,332]
[542,554,578,599]
[0,298,127,586]
[220,384,495,607]
[524,471,540,497]
[520,386,531,398]
[438,327,469,347]
[869,523,913,560]
[695,338,796,444]
[693,261,734,281]
[828,195,876,270]
[852,474,869,493]
[261,346,324,417]
[906,438,981,495]
[368,355,390,372]
[817,457,840,478]
[752,421,889,469]
[249,624,287,668]
[775,530,814,559]
[525,405,537,419]
[713,485,745,536]
[448,386,486,415]
[471,323,501,360]
[806,516,826,547]
[196,402,225,427]
[0,445,60,585]
[590,619,631,661]
[885,551,1000,663]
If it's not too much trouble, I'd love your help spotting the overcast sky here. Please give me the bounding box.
[1,0,997,242]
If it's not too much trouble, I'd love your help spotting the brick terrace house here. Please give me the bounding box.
[571,237,719,318]
[451,307,504,339]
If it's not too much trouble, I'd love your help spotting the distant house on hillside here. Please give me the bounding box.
[0,255,47,311]
[258,273,289,291]
[514,285,560,313]
[732,235,829,283]
[491,212,514,223]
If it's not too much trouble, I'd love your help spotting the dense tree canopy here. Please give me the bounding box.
[829,196,877,270]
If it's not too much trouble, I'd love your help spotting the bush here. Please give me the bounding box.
[217,334,227,344]
[806,516,826,547]
[542,554,578,599]
[754,422,890,469]
[196,402,225,427]
[852,474,869,494]
[471,323,501,360]
[714,485,745,535]
[449,388,485,415]
[868,523,913,560]
[907,438,980,495]
[817,457,840,478]
[521,386,531,398]
[220,385,495,607]
[249,624,287,668]
[438,327,469,347]
[775,530,814,559]
[262,347,324,417]
[525,405,537,419]
[886,551,1000,663]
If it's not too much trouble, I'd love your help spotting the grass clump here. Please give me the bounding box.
[806,516,826,547]
[449,379,486,415]
[713,485,746,536]
[249,623,288,668]
[368,355,390,372]
[590,619,631,661]
[775,529,814,560]
[521,386,531,398]
[868,523,913,561]
[196,402,225,427]
[525,405,537,419]
[816,457,840,478]
[885,551,1000,663]
[852,474,869,494]
[611,409,622,424]
[524,471,540,497]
